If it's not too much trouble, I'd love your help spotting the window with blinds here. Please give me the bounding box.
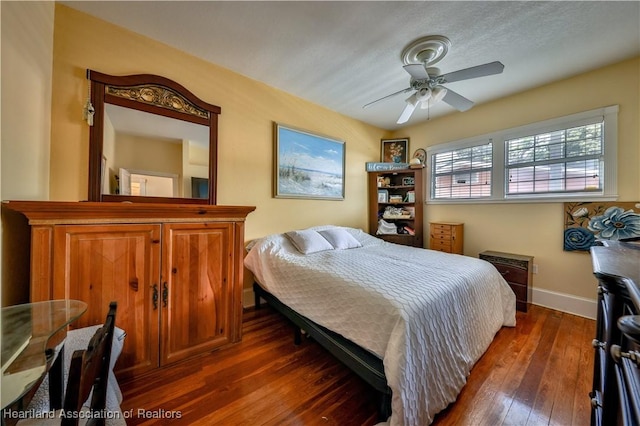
[432,142,492,199]
[505,122,603,195]
[426,105,617,203]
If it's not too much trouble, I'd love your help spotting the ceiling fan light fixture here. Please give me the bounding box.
[432,86,447,102]
[405,92,418,107]
[415,88,431,102]
[422,86,447,109]
[402,88,433,120]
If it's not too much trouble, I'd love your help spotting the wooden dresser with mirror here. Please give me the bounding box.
[3,71,255,380]
[87,69,220,204]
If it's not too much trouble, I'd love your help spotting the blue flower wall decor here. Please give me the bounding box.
[564,202,640,251]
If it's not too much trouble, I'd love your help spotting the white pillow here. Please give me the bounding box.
[318,228,362,250]
[285,229,334,254]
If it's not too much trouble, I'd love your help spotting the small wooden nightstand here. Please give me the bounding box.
[429,222,463,254]
[479,251,533,312]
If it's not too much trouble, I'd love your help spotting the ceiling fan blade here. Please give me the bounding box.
[403,63,430,80]
[363,87,412,109]
[439,61,504,84]
[397,100,418,124]
[441,88,475,112]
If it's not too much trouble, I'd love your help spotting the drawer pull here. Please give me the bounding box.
[592,339,605,349]
[500,270,510,276]
[610,344,640,366]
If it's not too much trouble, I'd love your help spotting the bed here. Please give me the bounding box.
[244,225,516,425]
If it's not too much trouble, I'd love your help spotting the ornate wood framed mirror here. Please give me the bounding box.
[87,70,220,204]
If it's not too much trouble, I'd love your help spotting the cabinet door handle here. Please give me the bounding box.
[152,284,158,310]
[162,282,168,308]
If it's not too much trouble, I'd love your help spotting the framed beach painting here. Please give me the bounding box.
[274,123,345,200]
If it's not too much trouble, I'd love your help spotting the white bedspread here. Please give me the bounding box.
[244,226,516,426]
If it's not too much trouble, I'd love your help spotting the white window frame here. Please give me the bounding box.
[427,105,618,203]
[430,138,494,200]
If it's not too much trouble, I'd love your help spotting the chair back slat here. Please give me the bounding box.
[61,302,117,426]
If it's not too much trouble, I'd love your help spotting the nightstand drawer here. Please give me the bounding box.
[431,225,452,236]
[492,263,528,285]
[431,232,451,241]
[431,239,452,252]
[479,250,533,313]
[508,281,528,301]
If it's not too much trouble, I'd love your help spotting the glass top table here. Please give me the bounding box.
[1,300,87,409]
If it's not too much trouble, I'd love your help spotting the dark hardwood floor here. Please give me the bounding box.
[120,304,594,425]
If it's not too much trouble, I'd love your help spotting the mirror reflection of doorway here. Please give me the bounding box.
[119,168,179,197]
[104,104,209,200]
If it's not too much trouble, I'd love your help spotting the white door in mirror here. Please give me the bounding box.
[119,168,177,197]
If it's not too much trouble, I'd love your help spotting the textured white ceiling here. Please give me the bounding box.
[64,1,640,130]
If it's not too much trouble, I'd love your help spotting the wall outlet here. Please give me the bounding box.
[533,264,539,274]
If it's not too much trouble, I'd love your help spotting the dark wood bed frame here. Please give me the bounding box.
[253,282,392,420]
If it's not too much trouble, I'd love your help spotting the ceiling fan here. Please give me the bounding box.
[363,35,505,124]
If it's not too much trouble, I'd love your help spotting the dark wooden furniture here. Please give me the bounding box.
[590,241,640,426]
[253,282,392,421]
[62,302,117,426]
[430,222,464,254]
[2,201,255,381]
[479,251,533,312]
[367,168,423,247]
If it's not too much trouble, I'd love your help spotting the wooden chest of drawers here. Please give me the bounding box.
[479,251,533,312]
[429,222,463,254]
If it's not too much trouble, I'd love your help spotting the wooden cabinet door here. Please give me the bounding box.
[52,224,161,379]
[161,222,236,366]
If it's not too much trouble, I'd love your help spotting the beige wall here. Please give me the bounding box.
[392,57,640,303]
[1,1,55,305]
[49,5,389,242]
[114,134,182,178]
[6,3,638,307]
[1,1,54,201]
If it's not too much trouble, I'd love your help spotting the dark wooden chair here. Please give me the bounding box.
[61,302,117,426]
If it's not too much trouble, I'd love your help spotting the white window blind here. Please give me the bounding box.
[432,142,492,199]
[426,105,617,203]
[505,122,603,195]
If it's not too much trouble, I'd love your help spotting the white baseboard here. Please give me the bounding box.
[244,286,597,320]
[531,287,596,320]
